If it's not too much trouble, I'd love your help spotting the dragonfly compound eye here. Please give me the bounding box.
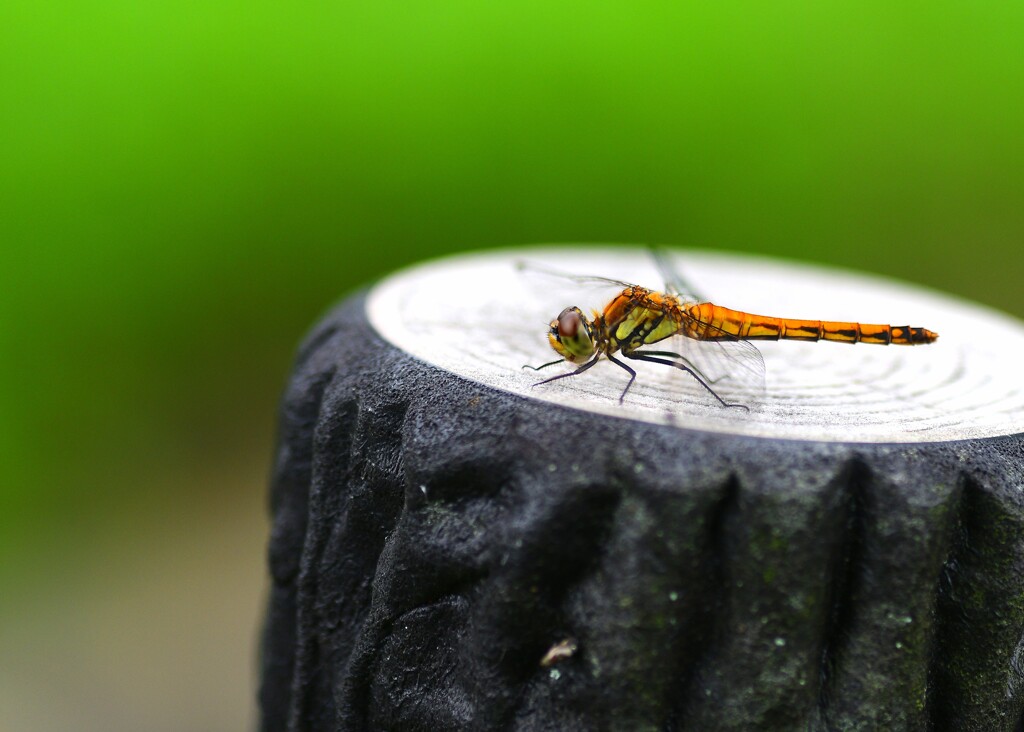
[557,308,581,339]
[549,307,595,362]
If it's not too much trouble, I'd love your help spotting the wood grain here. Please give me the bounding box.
[368,245,1024,443]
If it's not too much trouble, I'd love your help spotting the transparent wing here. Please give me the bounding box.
[649,247,706,302]
[516,259,634,290]
[641,314,766,407]
[644,248,765,404]
[515,259,634,324]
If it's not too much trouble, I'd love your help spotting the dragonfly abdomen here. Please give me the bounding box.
[689,304,938,345]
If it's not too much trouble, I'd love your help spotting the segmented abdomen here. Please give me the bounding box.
[686,303,938,345]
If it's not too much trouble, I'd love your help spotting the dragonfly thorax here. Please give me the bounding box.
[548,306,599,363]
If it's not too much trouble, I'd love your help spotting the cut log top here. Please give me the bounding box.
[367,245,1024,443]
[264,247,1024,731]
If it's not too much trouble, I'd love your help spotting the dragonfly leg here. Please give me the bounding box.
[532,355,600,388]
[606,353,637,404]
[523,358,565,372]
[634,350,720,384]
[623,352,749,411]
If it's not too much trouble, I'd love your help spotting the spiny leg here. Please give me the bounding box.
[634,350,720,384]
[532,354,600,388]
[606,353,637,403]
[523,359,565,372]
[623,352,749,411]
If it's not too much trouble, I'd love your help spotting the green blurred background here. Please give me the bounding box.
[1,2,1021,729]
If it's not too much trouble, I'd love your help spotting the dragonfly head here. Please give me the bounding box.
[548,306,596,363]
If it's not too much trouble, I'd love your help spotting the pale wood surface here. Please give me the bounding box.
[367,245,1024,443]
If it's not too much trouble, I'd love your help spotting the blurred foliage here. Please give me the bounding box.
[1,2,1022,568]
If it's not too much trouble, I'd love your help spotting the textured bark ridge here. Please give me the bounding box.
[260,292,1024,732]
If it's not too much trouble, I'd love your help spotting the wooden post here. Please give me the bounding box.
[260,246,1024,731]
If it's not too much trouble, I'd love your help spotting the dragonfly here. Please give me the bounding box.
[523,250,939,410]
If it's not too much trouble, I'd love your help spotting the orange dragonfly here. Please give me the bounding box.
[524,250,938,409]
